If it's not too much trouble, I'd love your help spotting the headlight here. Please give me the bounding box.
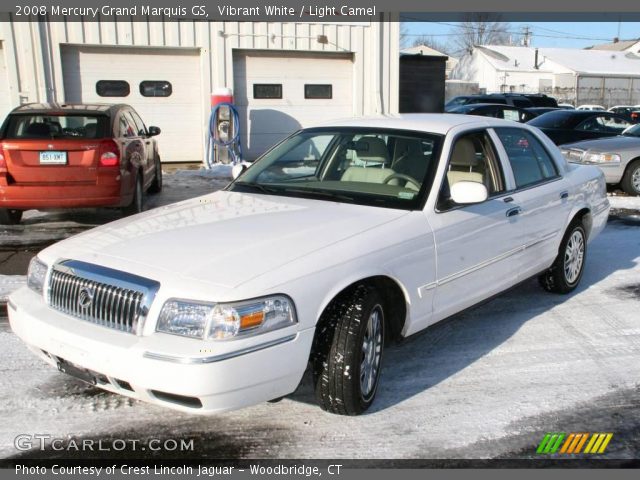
[583,152,621,164]
[156,295,296,340]
[27,257,48,295]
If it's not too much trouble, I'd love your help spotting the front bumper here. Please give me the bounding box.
[8,287,313,414]
[569,161,624,184]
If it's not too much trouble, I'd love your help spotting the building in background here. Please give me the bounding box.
[401,44,458,78]
[451,45,640,107]
[0,19,399,162]
[587,38,640,54]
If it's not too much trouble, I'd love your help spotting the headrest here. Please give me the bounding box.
[450,137,479,167]
[356,137,390,165]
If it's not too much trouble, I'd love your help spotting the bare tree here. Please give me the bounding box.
[452,14,512,56]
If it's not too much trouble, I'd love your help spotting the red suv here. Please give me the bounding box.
[0,103,163,224]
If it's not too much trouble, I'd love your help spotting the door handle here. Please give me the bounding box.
[560,191,569,200]
[506,207,522,218]
[503,196,514,203]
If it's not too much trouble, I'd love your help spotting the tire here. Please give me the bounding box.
[620,159,640,196]
[311,284,385,415]
[148,155,163,194]
[539,221,587,294]
[0,208,23,225]
[122,175,144,216]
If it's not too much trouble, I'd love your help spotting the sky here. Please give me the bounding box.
[402,22,640,51]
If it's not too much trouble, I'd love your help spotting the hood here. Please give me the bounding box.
[40,191,409,289]
[562,135,640,152]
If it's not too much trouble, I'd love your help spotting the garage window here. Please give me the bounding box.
[253,84,282,99]
[96,80,130,97]
[305,84,332,99]
[140,81,172,97]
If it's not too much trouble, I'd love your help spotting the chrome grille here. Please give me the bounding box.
[47,260,160,335]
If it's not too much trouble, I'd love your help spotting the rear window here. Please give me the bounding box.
[527,111,578,129]
[3,114,109,139]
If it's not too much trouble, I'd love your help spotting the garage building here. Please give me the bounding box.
[0,20,399,162]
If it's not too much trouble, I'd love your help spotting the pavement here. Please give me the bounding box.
[0,175,639,461]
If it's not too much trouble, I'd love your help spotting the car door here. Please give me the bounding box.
[429,129,524,321]
[492,127,572,280]
[115,110,145,187]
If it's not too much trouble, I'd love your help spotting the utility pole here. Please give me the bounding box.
[521,25,532,47]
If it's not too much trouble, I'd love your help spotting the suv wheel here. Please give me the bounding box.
[0,208,23,225]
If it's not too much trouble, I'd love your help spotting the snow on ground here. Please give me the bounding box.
[1,219,639,460]
[0,275,25,303]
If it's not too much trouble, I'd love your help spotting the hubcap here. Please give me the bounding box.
[564,230,585,284]
[632,167,640,192]
[360,305,383,400]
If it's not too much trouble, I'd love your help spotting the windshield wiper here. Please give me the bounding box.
[232,182,281,195]
[280,187,355,203]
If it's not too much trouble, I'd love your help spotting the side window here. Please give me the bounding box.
[495,128,558,189]
[118,114,137,138]
[438,131,505,210]
[598,115,631,133]
[127,111,147,136]
[577,116,604,132]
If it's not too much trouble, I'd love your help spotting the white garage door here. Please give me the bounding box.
[0,44,13,126]
[62,46,203,162]
[234,51,354,160]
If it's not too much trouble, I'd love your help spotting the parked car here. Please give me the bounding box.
[9,115,609,415]
[0,103,163,224]
[448,103,536,122]
[576,104,605,111]
[608,105,637,120]
[445,93,558,111]
[527,110,633,145]
[560,123,640,195]
[631,109,640,124]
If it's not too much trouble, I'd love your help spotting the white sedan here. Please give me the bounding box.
[9,115,609,415]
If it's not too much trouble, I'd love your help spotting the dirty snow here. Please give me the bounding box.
[1,218,639,459]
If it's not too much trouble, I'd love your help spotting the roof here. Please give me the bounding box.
[586,39,640,52]
[400,45,449,58]
[318,114,526,135]
[11,103,122,115]
[476,45,640,77]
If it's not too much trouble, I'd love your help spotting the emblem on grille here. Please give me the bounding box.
[77,287,95,309]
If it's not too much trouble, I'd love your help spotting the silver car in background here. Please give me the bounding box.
[561,123,640,195]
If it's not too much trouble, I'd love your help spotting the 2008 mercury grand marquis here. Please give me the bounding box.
[9,115,609,415]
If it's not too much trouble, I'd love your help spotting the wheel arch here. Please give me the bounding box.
[313,273,410,346]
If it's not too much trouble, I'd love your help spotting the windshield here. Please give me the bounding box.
[623,124,640,137]
[228,128,443,210]
[4,114,109,139]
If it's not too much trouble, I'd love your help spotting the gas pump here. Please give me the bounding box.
[206,87,243,168]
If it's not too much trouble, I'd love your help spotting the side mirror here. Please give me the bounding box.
[450,181,488,204]
[231,163,248,179]
[147,126,161,137]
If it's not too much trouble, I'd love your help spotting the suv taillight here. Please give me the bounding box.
[99,141,120,167]
[0,150,6,174]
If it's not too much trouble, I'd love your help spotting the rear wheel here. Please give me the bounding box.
[539,221,587,294]
[0,208,23,225]
[122,175,143,216]
[311,284,385,415]
[148,155,163,194]
[620,159,640,196]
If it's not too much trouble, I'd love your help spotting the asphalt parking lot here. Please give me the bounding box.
[0,173,639,461]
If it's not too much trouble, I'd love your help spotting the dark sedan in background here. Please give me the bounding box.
[527,110,633,145]
[448,103,537,123]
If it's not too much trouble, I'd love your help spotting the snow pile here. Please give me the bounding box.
[0,275,25,302]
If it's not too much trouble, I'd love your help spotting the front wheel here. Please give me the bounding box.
[0,208,23,225]
[539,221,587,294]
[312,284,385,415]
[620,159,640,196]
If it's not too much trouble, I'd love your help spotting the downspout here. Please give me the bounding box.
[574,73,580,107]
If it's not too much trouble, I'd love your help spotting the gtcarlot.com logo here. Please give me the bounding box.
[536,432,613,455]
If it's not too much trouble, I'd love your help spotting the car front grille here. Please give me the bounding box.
[47,260,160,335]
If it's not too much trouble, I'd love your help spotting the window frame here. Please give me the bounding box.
[492,126,562,192]
[253,84,283,100]
[96,80,130,98]
[304,84,333,100]
[435,128,508,213]
[139,80,173,98]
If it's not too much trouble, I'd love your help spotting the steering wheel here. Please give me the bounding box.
[383,173,421,189]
